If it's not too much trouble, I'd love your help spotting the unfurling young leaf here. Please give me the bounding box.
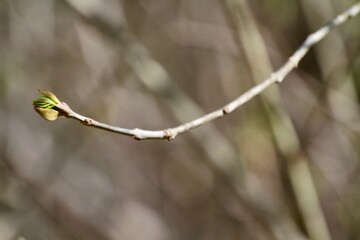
[32,89,62,121]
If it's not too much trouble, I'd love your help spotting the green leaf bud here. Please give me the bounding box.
[32,89,62,121]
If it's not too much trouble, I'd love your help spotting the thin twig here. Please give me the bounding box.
[52,3,360,140]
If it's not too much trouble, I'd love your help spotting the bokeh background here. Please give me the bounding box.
[1,0,360,239]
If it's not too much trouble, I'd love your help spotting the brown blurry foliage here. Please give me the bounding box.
[0,0,360,240]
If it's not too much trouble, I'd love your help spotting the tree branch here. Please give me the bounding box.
[35,3,360,140]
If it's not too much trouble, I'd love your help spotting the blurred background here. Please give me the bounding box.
[0,0,360,239]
